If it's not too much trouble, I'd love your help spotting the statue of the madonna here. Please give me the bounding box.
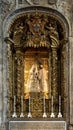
[25,60,48,99]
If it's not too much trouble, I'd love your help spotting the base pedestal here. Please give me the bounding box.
[9,120,66,130]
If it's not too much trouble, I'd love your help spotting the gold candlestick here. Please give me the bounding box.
[12,96,17,118]
[20,96,24,117]
[58,95,62,118]
[50,96,55,118]
[28,96,32,118]
[43,95,47,118]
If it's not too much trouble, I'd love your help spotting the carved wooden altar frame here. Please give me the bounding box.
[5,11,67,119]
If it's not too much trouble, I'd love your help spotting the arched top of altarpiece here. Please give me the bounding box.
[3,6,69,41]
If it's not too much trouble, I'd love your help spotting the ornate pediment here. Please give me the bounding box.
[9,12,64,50]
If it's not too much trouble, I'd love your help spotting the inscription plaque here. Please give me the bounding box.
[9,121,66,130]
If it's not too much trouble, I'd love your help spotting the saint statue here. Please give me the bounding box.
[39,64,48,93]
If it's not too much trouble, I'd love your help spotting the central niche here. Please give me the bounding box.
[24,48,49,99]
[23,48,50,117]
[7,12,66,118]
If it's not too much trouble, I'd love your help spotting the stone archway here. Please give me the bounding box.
[3,6,69,121]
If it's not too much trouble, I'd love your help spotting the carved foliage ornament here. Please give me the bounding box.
[9,13,64,49]
[48,0,58,5]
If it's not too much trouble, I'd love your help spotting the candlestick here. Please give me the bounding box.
[50,96,55,118]
[28,96,32,118]
[43,95,47,118]
[12,96,17,118]
[20,96,24,117]
[58,95,62,118]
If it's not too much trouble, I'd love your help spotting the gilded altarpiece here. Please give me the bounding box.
[5,12,67,119]
[24,48,50,117]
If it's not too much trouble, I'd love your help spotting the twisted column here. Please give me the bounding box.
[15,50,24,115]
[17,58,22,96]
[51,47,58,98]
[15,50,24,97]
[51,47,58,115]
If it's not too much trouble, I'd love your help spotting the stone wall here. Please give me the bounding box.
[0,0,73,130]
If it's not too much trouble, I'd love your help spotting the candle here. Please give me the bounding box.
[58,95,61,112]
[52,96,53,112]
[59,95,61,107]
[58,95,62,118]
[50,95,55,118]
[21,96,23,112]
[28,95,31,115]
[12,95,17,118]
[28,95,32,118]
[14,96,16,112]
[44,95,45,112]
[20,95,24,117]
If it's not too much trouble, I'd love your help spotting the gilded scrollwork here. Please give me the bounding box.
[45,23,59,39]
[13,23,24,37]
[9,13,64,51]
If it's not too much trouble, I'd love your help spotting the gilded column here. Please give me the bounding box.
[15,50,24,115]
[47,23,59,115]
[51,47,58,98]
[51,46,58,115]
